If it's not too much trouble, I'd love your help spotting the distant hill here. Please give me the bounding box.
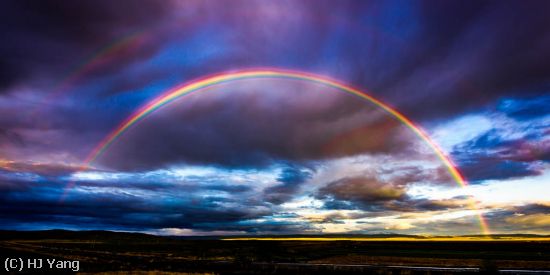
[0,229,164,241]
[462,234,549,238]
[0,229,548,241]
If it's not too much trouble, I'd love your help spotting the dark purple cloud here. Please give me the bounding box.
[315,175,472,213]
[0,0,171,91]
[318,177,407,205]
[0,0,548,171]
[0,177,272,232]
[459,160,542,182]
[262,165,313,204]
[96,80,411,170]
[453,128,548,182]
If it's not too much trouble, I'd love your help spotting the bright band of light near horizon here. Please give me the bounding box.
[75,68,490,235]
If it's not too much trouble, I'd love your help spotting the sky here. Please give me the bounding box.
[0,0,549,236]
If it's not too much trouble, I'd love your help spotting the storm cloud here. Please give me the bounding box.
[96,79,412,170]
[0,0,548,234]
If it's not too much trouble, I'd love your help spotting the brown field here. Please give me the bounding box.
[223,236,550,241]
[1,231,549,274]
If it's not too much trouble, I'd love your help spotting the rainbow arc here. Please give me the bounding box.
[72,68,490,235]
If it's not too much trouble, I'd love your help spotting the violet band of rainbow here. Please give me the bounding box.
[77,68,490,235]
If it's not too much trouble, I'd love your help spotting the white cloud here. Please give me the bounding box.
[406,169,550,205]
[431,114,493,152]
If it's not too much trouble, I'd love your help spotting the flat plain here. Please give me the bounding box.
[1,231,549,274]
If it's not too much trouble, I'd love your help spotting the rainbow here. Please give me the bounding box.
[30,31,148,118]
[54,31,147,93]
[77,68,490,235]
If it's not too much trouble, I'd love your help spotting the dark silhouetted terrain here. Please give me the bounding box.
[1,230,549,274]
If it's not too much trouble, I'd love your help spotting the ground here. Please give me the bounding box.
[0,231,549,274]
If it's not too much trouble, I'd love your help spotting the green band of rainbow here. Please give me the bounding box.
[80,68,490,235]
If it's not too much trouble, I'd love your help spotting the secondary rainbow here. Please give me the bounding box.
[78,68,490,235]
[31,31,148,119]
